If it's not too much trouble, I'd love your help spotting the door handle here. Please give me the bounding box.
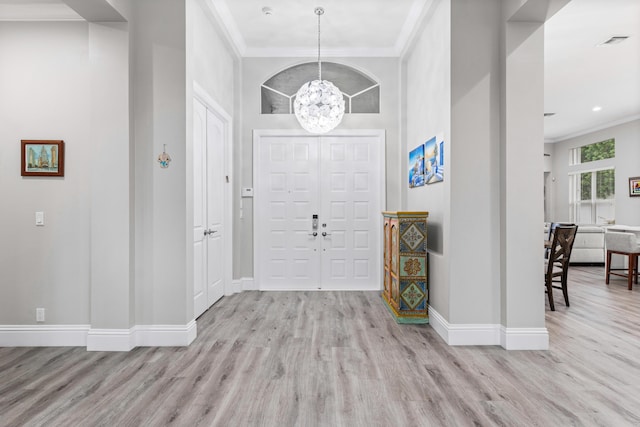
[204,229,218,236]
[308,232,318,237]
[322,232,331,237]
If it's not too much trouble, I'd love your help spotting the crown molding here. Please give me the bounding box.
[545,114,640,143]
[243,46,399,58]
[396,0,432,56]
[208,0,246,57]
[207,0,431,59]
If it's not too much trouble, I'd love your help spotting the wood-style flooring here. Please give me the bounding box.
[1,266,640,426]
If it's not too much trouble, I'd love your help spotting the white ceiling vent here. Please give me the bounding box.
[598,36,629,46]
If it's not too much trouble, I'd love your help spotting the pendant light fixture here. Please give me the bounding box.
[294,7,345,134]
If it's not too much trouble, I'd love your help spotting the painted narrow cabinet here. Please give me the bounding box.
[382,211,429,323]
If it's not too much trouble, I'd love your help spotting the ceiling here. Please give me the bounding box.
[544,0,640,142]
[0,0,81,20]
[1,0,638,142]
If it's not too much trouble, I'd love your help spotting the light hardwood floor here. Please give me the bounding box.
[2,266,640,426]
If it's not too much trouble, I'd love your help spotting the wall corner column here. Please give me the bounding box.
[500,14,547,350]
[88,21,134,351]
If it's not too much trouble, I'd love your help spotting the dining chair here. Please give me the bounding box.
[545,225,578,311]
[605,232,640,290]
[545,222,575,259]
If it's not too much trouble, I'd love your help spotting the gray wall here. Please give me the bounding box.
[0,22,92,325]
[186,0,238,282]
[547,119,640,226]
[402,0,504,325]
[0,0,224,328]
[449,0,502,325]
[237,56,401,279]
[403,0,452,319]
[402,0,548,334]
[132,0,189,325]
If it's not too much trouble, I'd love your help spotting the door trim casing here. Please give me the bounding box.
[193,82,233,298]
[253,129,386,291]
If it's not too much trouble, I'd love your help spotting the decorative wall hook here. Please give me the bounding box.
[157,144,171,168]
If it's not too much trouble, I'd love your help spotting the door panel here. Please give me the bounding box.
[319,136,381,290]
[206,109,225,306]
[257,136,320,290]
[193,99,207,317]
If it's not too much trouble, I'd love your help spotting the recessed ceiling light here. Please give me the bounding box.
[262,7,273,15]
[592,106,602,112]
[597,36,629,46]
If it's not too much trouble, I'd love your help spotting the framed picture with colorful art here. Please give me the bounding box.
[21,140,65,177]
[424,134,444,184]
[408,144,425,188]
[629,176,640,197]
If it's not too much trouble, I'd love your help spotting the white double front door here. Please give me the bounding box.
[254,131,385,291]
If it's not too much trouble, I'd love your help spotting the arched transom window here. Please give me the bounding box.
[261,62,380,115]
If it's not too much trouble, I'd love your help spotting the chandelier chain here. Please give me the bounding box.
[317,9,321,80]
[293,6,344,134]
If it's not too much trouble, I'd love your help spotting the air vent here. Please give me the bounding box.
[598,36,629,46]
[544,112,556,117]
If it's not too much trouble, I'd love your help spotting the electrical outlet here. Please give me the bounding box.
[36,308,45,322]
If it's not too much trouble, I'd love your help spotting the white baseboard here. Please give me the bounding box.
[0,325,90,347]
[241,277,256,291]
[500,326,549,350]
[429,308,500,346]
[134,320,197,347]
[231,279,243,294]
[87,328,134,352]
[0,321,198,352]
[88,321,198,351]
[429,307,549,350]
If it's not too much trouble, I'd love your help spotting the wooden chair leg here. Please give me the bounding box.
[628,254,634,290]
[562,276,570,307]
[546,278,555,311]
[605,250,612,285]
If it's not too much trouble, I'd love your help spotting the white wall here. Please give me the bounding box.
[237,56,401,279]
[548,118,640,226]
[187,0,236,116]
[0,22,92,325]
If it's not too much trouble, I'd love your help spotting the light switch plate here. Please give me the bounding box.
[35,211,44,226]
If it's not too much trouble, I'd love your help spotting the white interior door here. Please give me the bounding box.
[193,99,208,317]
[193,97,227,318]
[254,131,385,291]
[205,108,225,306]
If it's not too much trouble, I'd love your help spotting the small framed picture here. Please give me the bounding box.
[21,140,64,177]
[408,144,425,188]
[629,176,640,197]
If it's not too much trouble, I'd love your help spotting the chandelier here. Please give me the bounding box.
[294,7,345,134]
